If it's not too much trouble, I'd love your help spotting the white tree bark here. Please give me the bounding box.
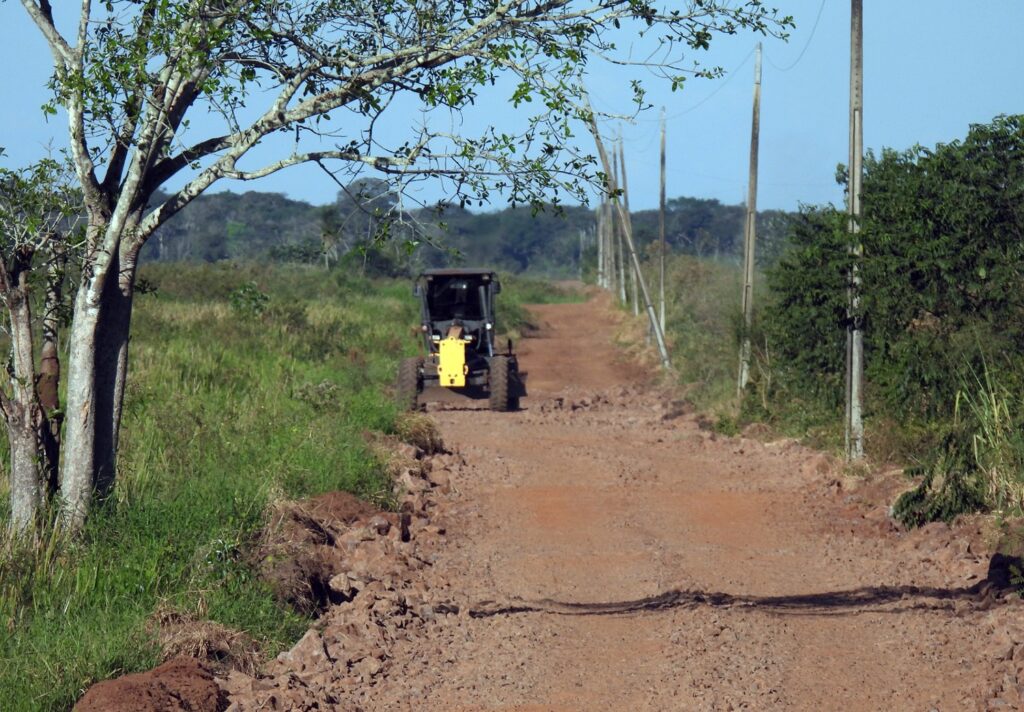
[60,279,103,529]
[8,411,42,532]
[5,263,45,532]
[60,215,141,527]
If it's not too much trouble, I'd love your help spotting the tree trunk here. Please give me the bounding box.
[101,241,140,492]
[60,278,104,529]
[60,236,140,528]
[5,258,46,532]
[8,407,42,532]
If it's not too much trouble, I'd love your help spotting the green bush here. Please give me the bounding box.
[645,116,1024,524]
[761,115,1024,522]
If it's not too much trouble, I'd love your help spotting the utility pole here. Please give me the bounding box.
[583,96,672,369]
[610,147,619,298]
[737,42,762,400]
[845,0,865,460]
[612,142,627,305]
[603,192,614,290]
[596,205,605,287]
[603,199,613,289]
[578,228,585,280]
[659,107,667,332]
[618,138,640,316]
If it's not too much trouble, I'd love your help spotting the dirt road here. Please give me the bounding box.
[218,294,1024,711]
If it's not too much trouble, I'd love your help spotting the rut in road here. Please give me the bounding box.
[225,293,1024,711]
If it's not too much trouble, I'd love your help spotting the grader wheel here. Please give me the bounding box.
[397,357,423,411]
[488,356,518,412]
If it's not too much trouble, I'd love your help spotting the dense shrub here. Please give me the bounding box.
[760,114,1024,522]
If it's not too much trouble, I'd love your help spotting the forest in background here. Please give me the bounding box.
[141,186,794,276]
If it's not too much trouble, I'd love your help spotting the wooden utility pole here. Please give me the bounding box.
[583,97,672,369]
[659,108,667,332]
[737,42,762,400]
[618,138,640,316]
[845,0,865,460]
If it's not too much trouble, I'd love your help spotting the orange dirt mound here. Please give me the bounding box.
[74,657,226,712]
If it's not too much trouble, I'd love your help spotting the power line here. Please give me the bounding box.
[667,46,757,120]
[765,0,827,72]
[620,46,757,124]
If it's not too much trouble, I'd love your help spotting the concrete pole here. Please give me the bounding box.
[612,144,627,305]
[618,138,640,316]
[603,199,613,289]
[845,0,865,460]
[578,228,585,280]
[584,99,672,369]
[659,108,667,333]
[737,43,762,400]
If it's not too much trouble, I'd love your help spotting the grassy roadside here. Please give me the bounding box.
[0,264,420,711]
[622,253,855,450]
[0,264,578,711]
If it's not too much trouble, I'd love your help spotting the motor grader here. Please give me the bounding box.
[397,269,524,411]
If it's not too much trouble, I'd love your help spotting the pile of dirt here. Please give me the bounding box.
[74,427,454,711]
[220,447,465,710]
[74,658,227,712]
[304,490,382,524]
[253,490,391,615]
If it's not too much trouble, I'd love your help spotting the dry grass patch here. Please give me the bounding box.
[394,412,445,455]
[149,606,262,675]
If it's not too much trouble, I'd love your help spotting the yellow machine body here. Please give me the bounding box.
[437,328,468,387]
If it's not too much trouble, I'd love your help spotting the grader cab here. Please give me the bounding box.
[397,269,524,411]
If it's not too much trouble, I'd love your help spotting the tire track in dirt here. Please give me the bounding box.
[216,292,1024,711]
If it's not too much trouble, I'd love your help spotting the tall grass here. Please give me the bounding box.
[957,366,1024,512]
[894,362,1024,526]
[645,254,743,411]
[0,264,421,711]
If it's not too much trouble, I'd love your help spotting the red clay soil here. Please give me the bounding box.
[75,658,226,712]
[79,292,1024,711]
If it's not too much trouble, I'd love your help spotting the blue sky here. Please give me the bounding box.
[2,1,1023,212]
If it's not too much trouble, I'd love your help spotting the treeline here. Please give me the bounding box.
[142,182,794,276]
[745,114,1024,525]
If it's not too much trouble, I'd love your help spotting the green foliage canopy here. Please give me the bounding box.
[764,114,1024,421]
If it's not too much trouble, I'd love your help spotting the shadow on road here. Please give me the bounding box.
[468,580,1006,620]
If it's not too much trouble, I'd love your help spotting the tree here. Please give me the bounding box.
[17,0,791,529]
[0,155,80,531]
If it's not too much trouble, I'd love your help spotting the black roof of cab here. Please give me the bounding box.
[418,268,497,279]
